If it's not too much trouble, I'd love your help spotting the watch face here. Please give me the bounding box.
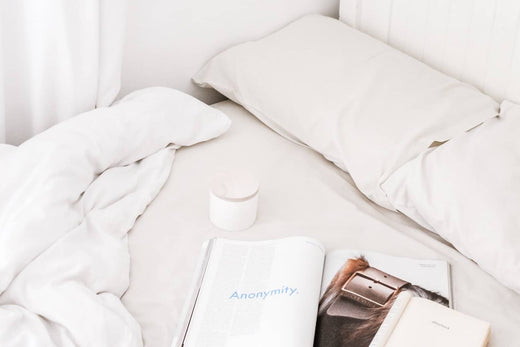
[341,272,397,308]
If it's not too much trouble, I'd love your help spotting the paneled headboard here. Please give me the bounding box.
[340,0,520,104]
[121,0,339,104]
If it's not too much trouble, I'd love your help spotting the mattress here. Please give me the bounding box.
[122,100,520,347]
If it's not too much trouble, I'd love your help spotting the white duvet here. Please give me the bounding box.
[0,88,230,346]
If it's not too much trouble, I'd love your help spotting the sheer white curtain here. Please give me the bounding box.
[0,0,127,145]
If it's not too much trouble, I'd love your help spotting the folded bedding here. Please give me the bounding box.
[0,87,230,346]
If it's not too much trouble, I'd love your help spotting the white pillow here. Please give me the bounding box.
[382,100,520,293]
[193,15,498,209]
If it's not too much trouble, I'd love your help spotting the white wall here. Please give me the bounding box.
[121,0,339,104]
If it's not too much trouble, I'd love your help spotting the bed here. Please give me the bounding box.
[3,1,520,346]
[123,100,520,347]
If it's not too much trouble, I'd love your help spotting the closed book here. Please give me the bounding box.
[371,291,490,347]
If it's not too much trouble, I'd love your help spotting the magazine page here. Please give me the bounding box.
[183,237,325,347]
[315,250,451,347]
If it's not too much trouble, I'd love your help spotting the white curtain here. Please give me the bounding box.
[0,0,127,145]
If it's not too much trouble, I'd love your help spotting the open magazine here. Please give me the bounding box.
[172,237,453,347]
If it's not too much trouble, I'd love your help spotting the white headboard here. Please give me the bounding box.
[340,0,520,104]
[121,0,339,104]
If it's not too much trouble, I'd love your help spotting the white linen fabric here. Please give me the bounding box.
[123,101,520,347]
[382,100,520,294]
[0,0,127,145]
[0,87,230,346]
[339,0,520,104]
[193,15,499,209]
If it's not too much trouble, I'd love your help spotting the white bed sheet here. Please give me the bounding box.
[123,100,520,347]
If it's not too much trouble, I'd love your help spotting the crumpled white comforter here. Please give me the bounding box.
[0,87,230,346]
